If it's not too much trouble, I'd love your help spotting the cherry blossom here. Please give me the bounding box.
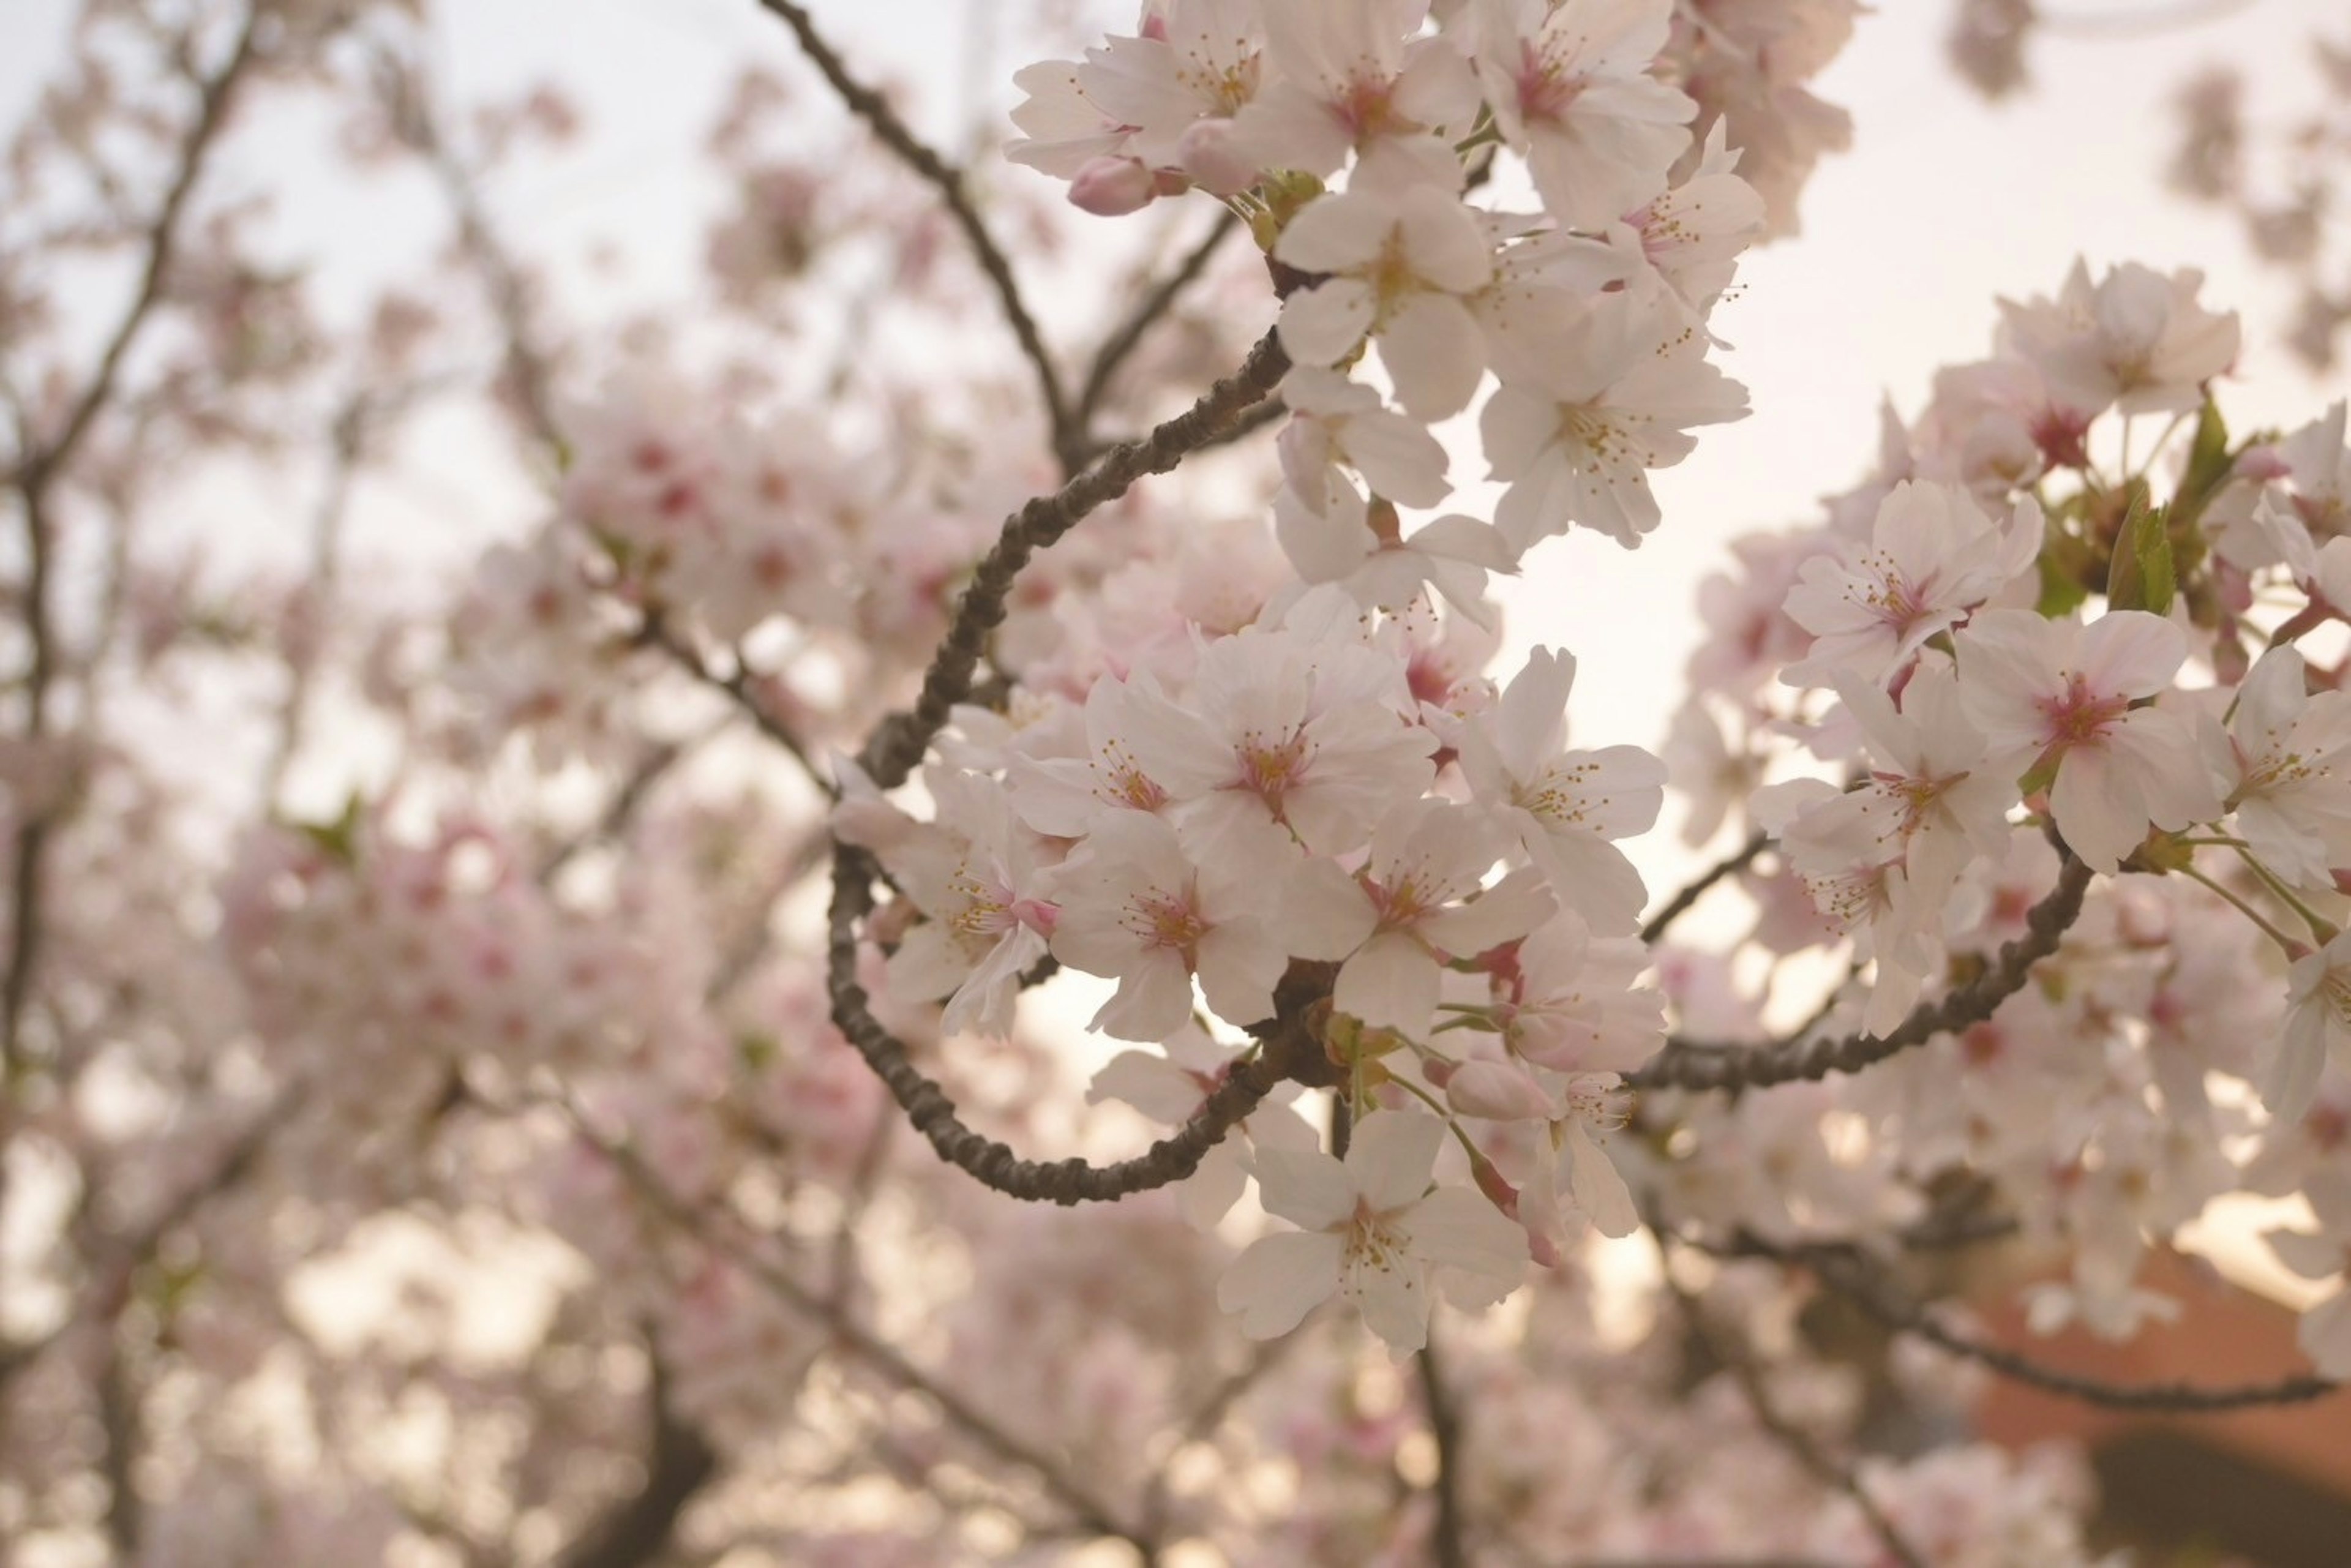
[1217,1111,1527,1352]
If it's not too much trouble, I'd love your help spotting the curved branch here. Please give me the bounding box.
[826,844,1307,1202]
[856,326,1288,790]
[752,0,1074,466]
[1632,855,2094,1093]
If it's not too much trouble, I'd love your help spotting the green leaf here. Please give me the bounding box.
[2105,489,2175,617]
[291,793,366,866]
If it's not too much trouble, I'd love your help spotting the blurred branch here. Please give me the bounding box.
[573,1109,1155,1552]
[1641,830,1769,946]
[1661,1250,1925,1568]
[552,1349,721,1568]
[1072,210,1242,446]
[1780,1236,2345,1412]
[751,0,1075,470]
[260,396,368,806]
[1419,1330,1471,1568]
[5,4,262,1116]
[1634,855,2093,1093]
[642,618,835,798]
[820,331,1291,1206]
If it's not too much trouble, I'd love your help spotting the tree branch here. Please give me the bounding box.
[1418,1330,1471,1568]
[6,5,262,1116]
[551,1349,721,1568]
[1785,1237,2345,1413]
[1661,1251,1925,1568]
[819,331,1292,1206]
[577,1114,1153,1551]
[751,0,1074,468]
[1072,209,1242,441]
[1632,855,2093,1093]
[1640,830,1769,946]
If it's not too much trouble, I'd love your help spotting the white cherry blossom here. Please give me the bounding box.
[1217,1111,1527,1352]
[1954,609,2220,873]
[1043,810,1289,1040]
[1458,647,1664,932]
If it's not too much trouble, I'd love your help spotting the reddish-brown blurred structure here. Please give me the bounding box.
[1973,1250,2351,1566]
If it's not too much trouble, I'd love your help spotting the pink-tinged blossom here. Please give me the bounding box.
[1043,811,1289,1040]
[2273,929,2351,1127]
[1490,909,1664,1076]
[2276,400,2350,538]
[1954,609,2219,873]
[1482,293,1747,550]
[1468,0,1697,228]
[1444,1057,1640,1242]
[2263,1192,2351,1379]
[834,768,1058,1039]
[1086,1024,1317,1228]
[1767,670,2016,1034]
[1611,118,1765,321]
[1275,489,1513,628]
[1074,0,1267,173]
[1780,481,2039,688]
[1006,670,1182,839]
[1281,800,1556,1033]
[1786,669,2015,917]
[1217,1111,1527,1352]
[1458,648,1664,933]
[1273,171,1495,423]
[1116,626,1438,865]
[1277,366,1452,510]
[1998,259,2241,418]
[2207,647,2351,888]
[1229,0,1480,178]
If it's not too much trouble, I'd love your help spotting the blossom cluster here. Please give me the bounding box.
[1674,257,2351,1375]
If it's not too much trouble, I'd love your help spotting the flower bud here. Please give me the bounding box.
[1070,156,1157,217]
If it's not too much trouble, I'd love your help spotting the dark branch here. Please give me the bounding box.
[1793,1239,2344,1413]
[551,1351,720,1568]
[1633,855,2093,1093]
[6,6,263,1108]
[579,1117,1152,1550]
[818,331,1292,1205]
[1419,1331,1471,1568]
[752,0,1074,467]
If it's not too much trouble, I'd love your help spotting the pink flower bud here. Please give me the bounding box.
[1069,156,1157,217]
[1445,1059,1556,1121]
[1177,119,1256,197]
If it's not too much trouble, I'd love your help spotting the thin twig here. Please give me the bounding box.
[1640,830,1769,946]
[1073,209,1242,438]
[642,620,834,798]
[1633,856,2094,1093]
[1790,1239,2344,1413]
[5,4,262,1117]
[752,0,1074,467]
[1661,1250,1925,1568]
